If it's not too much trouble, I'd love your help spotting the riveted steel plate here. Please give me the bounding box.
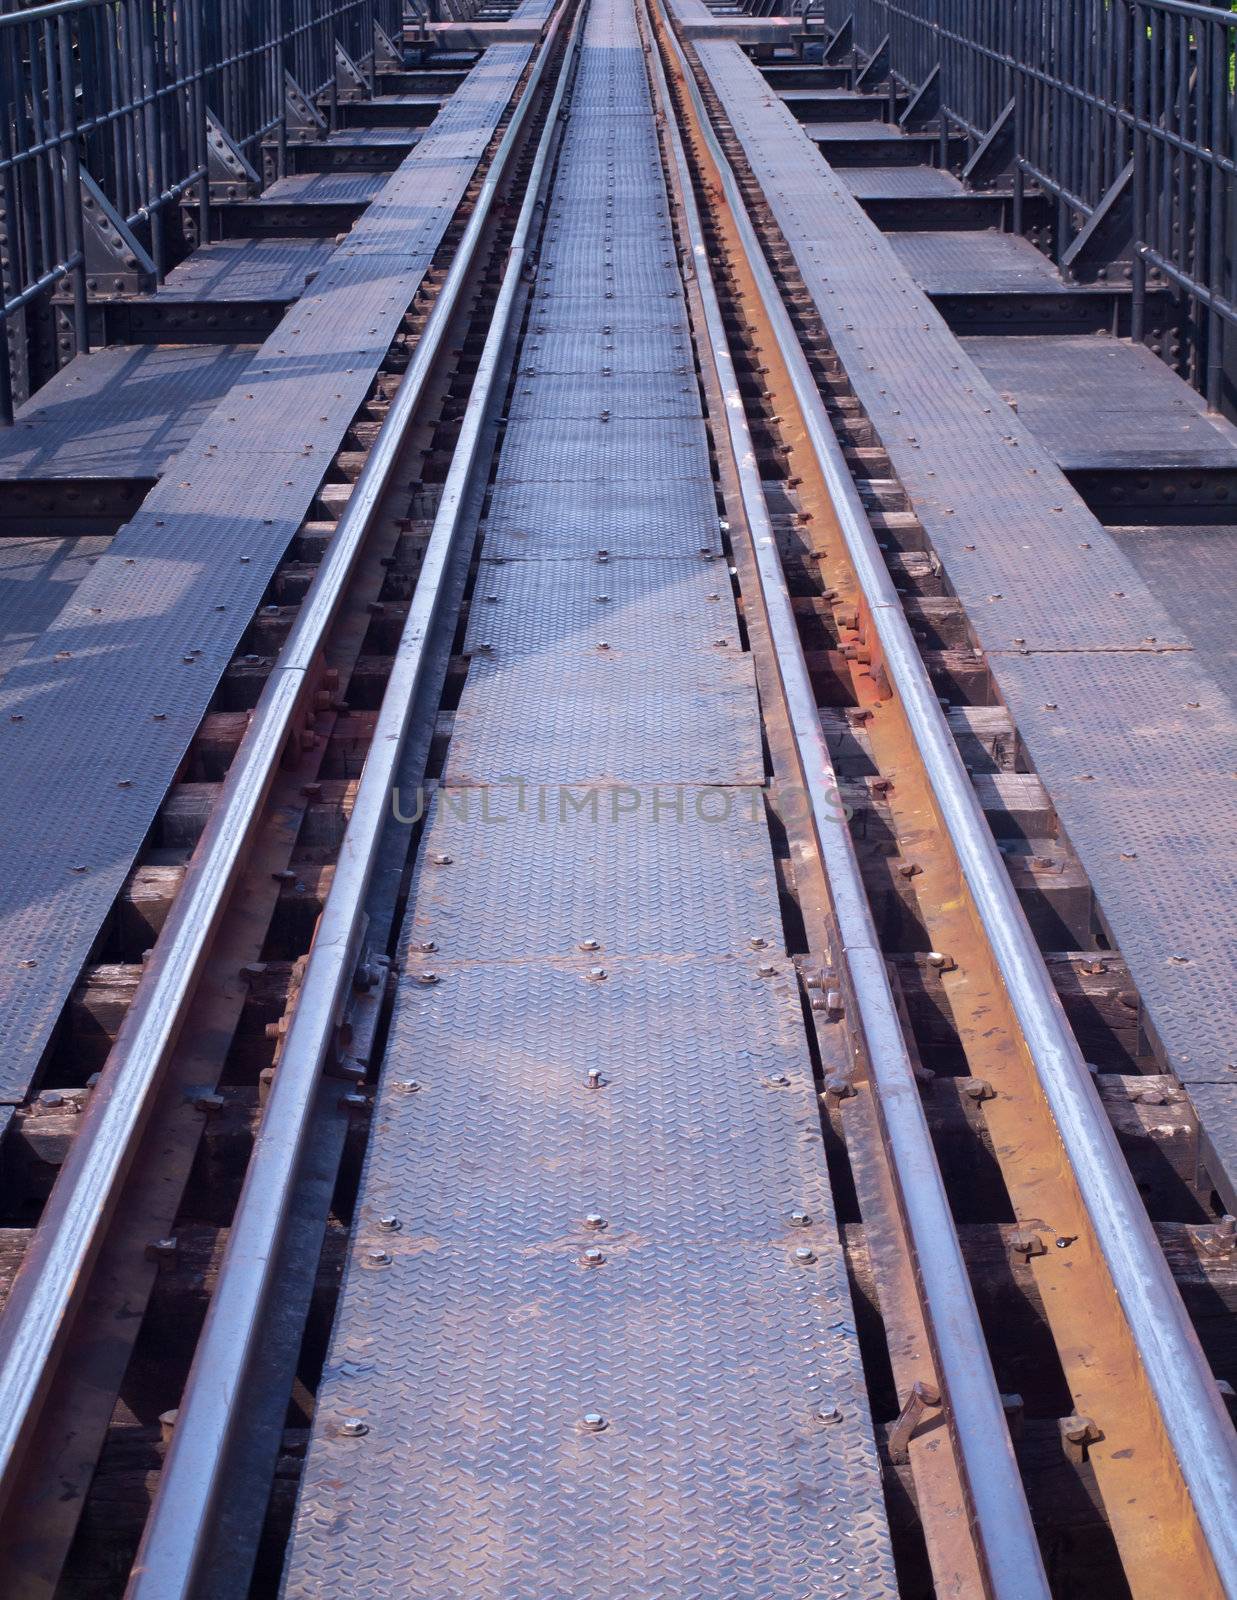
[0,46,529,1105]
[507,368,702,421]
[482,475,721,559]
[283,956,894,1600]
[961,333,1237,472]
[1108,524,1237,699]
[0,344,257,482]
[524,289,691,331]
[262,170,388,204]
[694,42,1193,654]
[993,648,1236,1169]
[157,238,338,302]
[519,323,692,374]
[497,417,709,482]
[543,202,674,240]
[405,786,779,958]
[463,556,738,656]
[535,254,682,300]
[444,653,763,785]
[890,230,1076,295]
[0,535,110,681]
[839,164,966,198]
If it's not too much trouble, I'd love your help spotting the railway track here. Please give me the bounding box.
[0,0,1232,1594]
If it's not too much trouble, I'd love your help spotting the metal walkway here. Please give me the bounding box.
[282,0,895,1590]
[692,38,1237,1206]
[0,44,535,1108]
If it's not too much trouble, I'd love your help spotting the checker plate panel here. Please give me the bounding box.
[283,958,894,1600]
[497,416,709,482]
[405,787,781,958]
[462,556,737,656]
[482,475,721,559]
[506,367,702,420]
[444,653,764,786]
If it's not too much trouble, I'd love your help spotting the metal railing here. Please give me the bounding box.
[815,0,1237,408]
[0,0,402,421]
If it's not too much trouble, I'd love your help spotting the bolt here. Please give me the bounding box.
[339,1417,369,1438]
[756,962,776,978]
[586,1067,606,1089]
[578,937,600,951]
[962,1078,996,1102]
[1009,1230,1046,1262]
[397,1079,422,1094]
[39,1090,64,1108]
[159,1409,179,1445]
[580,1247,605,1268]
[793,1246,816,1265]
[583,1212,607,1231]
[378,1215,400,1231]
[366,1248,391,1266]
[581,1412,607,1432]
[586,966,607,981]
[789,1210,812,1228]
[432,852,453,866]
[925,951,956,971]
[416,971,440,986]
[816,1406,842,1425]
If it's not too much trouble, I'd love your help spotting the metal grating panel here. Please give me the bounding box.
[404,787,781,958]
[482,475,721,560]
[283,956,894,1600]
[444,653,765,786]
[462,555,738,656]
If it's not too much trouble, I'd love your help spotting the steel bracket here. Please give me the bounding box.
[335,40,370,102]
[205,110,261,202]
[822,13,852,65]
[888,1379,941,1464]
[1060,161,1134,284]
[374,19,402,70]
[962,98,1016,190]
[285,71,327,140]
[898,63,940,131]
[78,169,155,296]
[854,33,890,93]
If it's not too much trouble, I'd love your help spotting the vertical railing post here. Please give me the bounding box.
[56,13,90,364]
[1131,0,1147,346]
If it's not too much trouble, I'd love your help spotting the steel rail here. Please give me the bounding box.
[124,6,582,1593]
[0,21,564,1526]
[662,14,1237,1590]
[642,6,1049,1594]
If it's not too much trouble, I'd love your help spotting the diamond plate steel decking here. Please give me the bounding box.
[694,39,1237,1192]
[282,1,893,1590]
[0,44,533,1105]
